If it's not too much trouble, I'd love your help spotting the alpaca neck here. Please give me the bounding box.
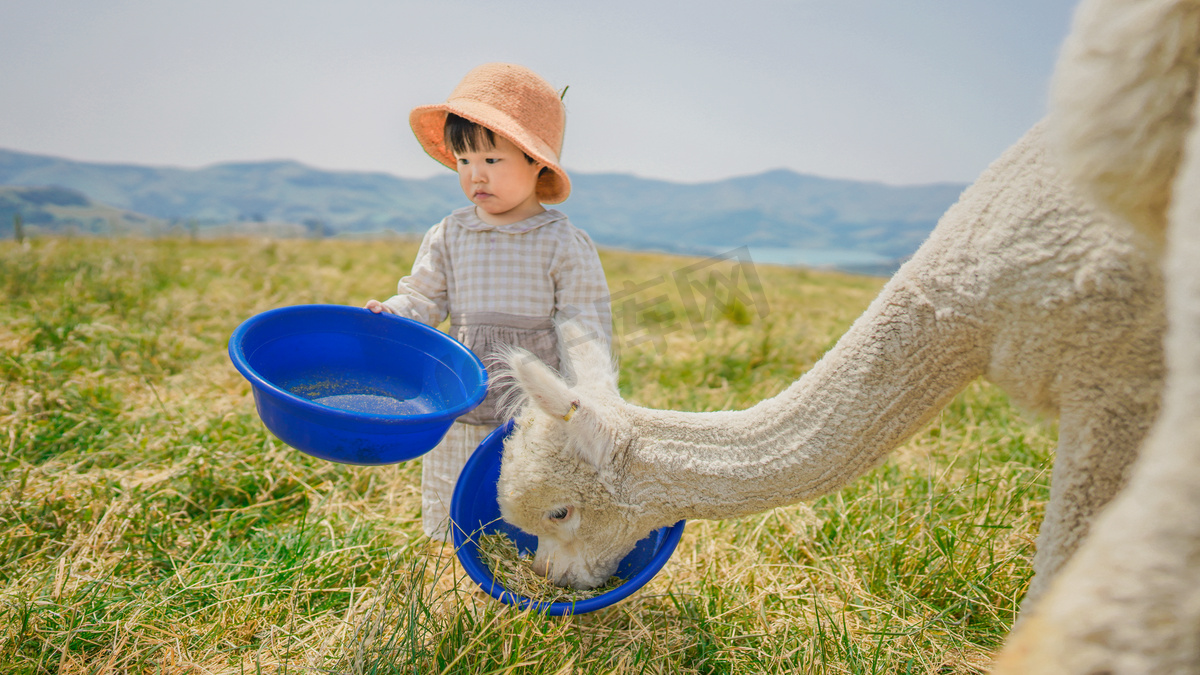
[609,123,1130,529]
[622,265,991,526]
[617,124,1085,527]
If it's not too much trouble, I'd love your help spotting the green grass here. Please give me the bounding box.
[0,237,1054,673]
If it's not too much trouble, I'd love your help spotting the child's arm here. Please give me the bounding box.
[365,223,450,327]
[551,228,613,349]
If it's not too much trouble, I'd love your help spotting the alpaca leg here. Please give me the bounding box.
[991,420,1200,674]
[1022,397,1155,610]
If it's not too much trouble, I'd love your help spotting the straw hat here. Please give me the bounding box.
[410,63,571,204]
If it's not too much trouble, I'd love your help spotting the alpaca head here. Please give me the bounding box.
[494,321,651,589]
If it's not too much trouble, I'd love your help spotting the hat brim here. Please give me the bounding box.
[410,101,571,204]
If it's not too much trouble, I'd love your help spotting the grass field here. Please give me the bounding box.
[0,237,1055,673]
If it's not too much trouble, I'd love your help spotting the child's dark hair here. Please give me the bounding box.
[444,113,537,164]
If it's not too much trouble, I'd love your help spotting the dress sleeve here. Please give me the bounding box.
[381,221,450,326]
[550,226,613,349]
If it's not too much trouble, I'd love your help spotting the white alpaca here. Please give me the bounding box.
[991,0,1200,671]
[495,121,1166,596]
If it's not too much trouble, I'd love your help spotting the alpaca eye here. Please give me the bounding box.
[548,507,569,521]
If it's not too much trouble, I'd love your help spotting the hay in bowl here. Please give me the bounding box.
[228,304,487,465]
[476,531,627,603]
[451,421,686,615]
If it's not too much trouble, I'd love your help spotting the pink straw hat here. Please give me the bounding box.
[410,63,571,204]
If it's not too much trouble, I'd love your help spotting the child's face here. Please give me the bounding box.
[453,133,546,225]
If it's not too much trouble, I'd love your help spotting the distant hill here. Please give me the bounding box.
[0,149,462,236]
[568,170,963,262]
[0,185,174,237]
[0,148,967,274]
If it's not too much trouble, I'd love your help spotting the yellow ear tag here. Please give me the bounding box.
[562,400,580,422]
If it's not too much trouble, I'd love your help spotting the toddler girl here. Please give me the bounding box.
[365,63,612,540]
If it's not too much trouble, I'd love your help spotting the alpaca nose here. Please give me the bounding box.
[530,555,549,577]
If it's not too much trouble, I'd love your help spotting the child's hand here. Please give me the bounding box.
[364,299,395,315]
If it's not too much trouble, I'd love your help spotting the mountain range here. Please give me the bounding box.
[0,148,968,275]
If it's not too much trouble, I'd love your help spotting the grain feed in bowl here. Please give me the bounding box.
[477,532,625,602]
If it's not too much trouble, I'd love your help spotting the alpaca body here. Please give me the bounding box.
[992,0,1200,670]
[498,123,1165,597]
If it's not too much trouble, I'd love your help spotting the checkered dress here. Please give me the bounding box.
[382,206,612,539]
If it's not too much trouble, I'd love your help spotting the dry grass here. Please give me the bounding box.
[0,236,1054,673]
[476,532,625,603]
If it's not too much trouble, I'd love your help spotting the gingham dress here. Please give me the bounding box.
[382,206,612,540]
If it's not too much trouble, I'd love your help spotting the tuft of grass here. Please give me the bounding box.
[0,237,1053,673]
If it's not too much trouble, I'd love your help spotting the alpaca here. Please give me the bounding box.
[990,0,1200,670]
[495,121,1166,595]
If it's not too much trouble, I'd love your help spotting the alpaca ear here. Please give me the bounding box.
[502,344,616,471]
[508,350,577,421]
[556,318,619,393]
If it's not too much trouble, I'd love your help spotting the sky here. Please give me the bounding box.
[1,1,1080,186]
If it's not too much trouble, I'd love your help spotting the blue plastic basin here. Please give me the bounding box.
[228,304,487,465]
[452,421,686,615]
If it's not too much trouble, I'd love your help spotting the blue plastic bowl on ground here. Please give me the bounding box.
[452,421,686,616]
[228,304,487,465]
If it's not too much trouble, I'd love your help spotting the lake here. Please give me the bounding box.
[744,246,894,268]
